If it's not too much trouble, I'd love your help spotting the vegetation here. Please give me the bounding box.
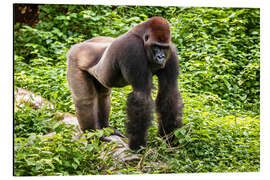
[14,5,260,175]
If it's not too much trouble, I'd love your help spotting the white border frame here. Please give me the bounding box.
[2,0,269,179]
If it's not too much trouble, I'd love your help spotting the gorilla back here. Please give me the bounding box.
[67,17,183,151]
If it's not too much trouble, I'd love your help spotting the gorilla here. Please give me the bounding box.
[67,17,183,151]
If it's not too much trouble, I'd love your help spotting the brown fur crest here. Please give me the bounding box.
[148,17,171,43]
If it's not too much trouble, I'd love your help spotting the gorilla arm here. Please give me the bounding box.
[155,45,183,141]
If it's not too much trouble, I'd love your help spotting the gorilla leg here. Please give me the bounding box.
[155,57,183,141]
[94,79,111,129]
[93,79,125,138]
[67,69,98,131]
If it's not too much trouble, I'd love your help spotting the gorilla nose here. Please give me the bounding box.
[156,55,165,63]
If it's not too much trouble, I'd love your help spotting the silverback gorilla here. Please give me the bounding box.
[67,17,183,150]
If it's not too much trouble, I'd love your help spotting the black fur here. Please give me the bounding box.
[126,91,153,150]
[155,47,183,141]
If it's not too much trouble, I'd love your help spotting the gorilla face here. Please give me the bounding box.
[144,31,170,69]
[150,42,170,68]
[151,43,170,67]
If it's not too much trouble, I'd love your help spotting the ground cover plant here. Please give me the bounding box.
[14,5,260,175]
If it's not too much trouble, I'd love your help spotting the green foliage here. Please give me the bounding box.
[14,55,73,112]
[172,8,260,112]
[14,5,260,175]
[171,94,260,172]
[14,124,120,176]
[14,103,59,138]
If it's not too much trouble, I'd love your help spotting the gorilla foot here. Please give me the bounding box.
[98,126,126,142]
[100,135,112,142]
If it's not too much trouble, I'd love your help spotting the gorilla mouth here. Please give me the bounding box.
[152,46,168,66]
[152,57,166,69]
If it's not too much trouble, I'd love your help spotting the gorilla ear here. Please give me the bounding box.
[144,34,149,42]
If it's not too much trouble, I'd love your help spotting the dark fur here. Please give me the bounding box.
[155,47,183,140]
[126,91,153,150]
[67,17,183,150]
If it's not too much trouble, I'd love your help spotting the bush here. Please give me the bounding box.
[172,8,260,112]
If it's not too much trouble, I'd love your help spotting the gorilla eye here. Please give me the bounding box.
[144,34,149,41]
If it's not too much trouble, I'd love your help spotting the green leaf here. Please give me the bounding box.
[73,158,80,165]
[86,144,94,152]
[72,163,78,170]
[35,161,42,171]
